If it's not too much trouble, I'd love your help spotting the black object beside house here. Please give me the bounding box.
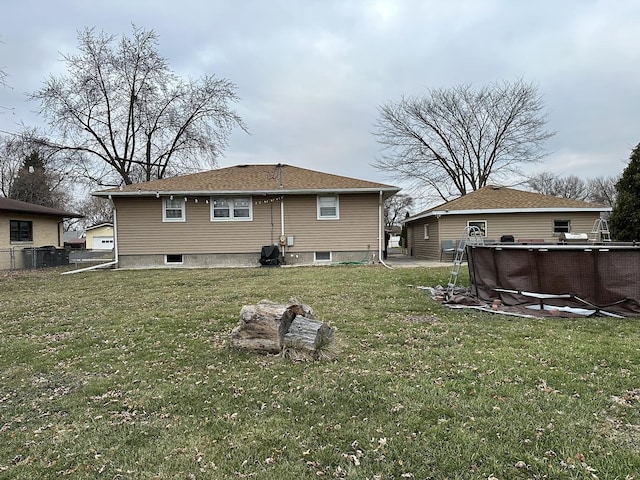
[259,245,283,266]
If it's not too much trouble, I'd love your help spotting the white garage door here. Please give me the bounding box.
[92,236,114,250]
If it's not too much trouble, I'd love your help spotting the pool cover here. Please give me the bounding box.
[465,244,640,317]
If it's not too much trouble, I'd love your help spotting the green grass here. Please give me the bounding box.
[0,265,639,479]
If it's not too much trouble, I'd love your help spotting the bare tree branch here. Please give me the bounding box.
[373,79,555,201]
[29,26,246,186]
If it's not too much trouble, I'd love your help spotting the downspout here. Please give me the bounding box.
[280,196,286,256]
[379,191,392,268]
[111,195,119,265]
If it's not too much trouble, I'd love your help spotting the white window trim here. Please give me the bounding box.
[165,254,184,265]
[314,251,332,262]
[163,198,186,222]
[210,196,253,222]
[467,220,487,236]
[317,195,339,220]
[423,224,429,240]
[553,219,571,235]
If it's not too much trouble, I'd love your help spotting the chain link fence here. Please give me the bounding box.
[0,248,18,271]
[1,246,72,272]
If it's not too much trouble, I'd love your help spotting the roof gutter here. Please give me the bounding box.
[405,206,612,222]
[92,187,401,197]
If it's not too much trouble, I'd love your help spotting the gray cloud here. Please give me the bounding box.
[1,0,638,201]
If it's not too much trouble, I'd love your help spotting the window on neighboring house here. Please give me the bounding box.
[211,197,252,221]
[467,220,487,236]
[10,220,33,242]
[553,219,571,234]
[163,197,185,222]
[423,224,429,239]
[317,195,339,219]
[314,251,332,262]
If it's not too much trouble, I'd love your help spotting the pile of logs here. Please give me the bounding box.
[230,300,335,359]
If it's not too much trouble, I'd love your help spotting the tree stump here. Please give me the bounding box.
[283,315,334,351]
[230,299,334,358]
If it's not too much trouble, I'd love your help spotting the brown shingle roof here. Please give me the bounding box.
[93,164,399,196]
[408,185,609,221]
[0,197,82,218]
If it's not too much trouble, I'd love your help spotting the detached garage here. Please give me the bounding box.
[85,223,114,250]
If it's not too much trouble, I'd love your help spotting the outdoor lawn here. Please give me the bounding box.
[0,265,639,479]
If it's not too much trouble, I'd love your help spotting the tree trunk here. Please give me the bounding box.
[230,300,314,354]
[283,315,334,353]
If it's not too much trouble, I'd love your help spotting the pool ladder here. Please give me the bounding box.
[447,226,484,298]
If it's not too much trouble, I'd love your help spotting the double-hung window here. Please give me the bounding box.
[317,195,339,220]
[163,198,186,222]
[10,220,33,242]
[211,197,252,221]
[553,219,571,234]
[467,220,487,236]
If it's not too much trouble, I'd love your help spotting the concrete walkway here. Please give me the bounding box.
[381,253,452,268]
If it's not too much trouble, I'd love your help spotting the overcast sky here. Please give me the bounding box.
[1,0,638,205]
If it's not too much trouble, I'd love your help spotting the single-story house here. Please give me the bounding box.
[92,164,400,268]
[0,197,83,269]
[404,185,612,261]
[85,222,114,250]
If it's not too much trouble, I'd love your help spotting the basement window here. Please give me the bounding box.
[165,254,183,265]
[314,251,332,262]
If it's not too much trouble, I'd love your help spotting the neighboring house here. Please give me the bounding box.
[404,185,612,261]
[92,164,400,268]
[0,197,83,269]
[85,223,114,250]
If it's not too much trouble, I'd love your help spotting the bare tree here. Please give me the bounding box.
[77,195,113,226]
[586,176,618,207]
[0,37,7,87]
[384,194,413,227]
[527,171,589,200]
[373,79,555,202]
[30,26,246,187]
[0,135,21,197]
[528,171,618,206]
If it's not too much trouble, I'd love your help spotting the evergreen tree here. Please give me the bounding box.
[8,151,58,207]
[609,143,640,241]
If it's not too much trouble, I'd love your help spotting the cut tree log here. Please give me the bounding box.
[283,315,335,355]
[230,299,315,354]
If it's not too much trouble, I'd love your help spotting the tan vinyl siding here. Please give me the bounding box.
[114,193,380,255]
[408,218,440,259]
[282,194,380,252]
[410,211,604,260]
[438,212,601,243]
[115,197,282,255]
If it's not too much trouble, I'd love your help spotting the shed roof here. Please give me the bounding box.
[406,185,610,222]
[92,164,400,197]
[0,196,82,218]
